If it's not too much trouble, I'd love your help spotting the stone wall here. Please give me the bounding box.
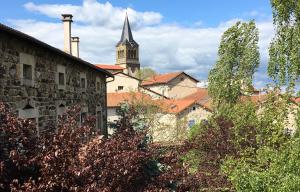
[0,31,107,135]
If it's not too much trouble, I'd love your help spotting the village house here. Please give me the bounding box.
[98,14,300,143]
[95,14,214,139]
[141,72,199,99]
[0,14,112,135]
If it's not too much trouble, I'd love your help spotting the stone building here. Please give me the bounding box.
[0,14,112,135]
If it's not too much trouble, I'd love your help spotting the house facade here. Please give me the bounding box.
[141,72,199,99]
[0,15,112,135]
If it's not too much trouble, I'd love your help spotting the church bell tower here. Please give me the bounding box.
[116,13,140,77]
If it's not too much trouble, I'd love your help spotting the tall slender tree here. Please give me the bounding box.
[208,20,260,109]
[268,0,300,91]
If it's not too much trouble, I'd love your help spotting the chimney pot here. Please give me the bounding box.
[71,37,80,57]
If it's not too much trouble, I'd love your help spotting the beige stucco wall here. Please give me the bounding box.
[107,73,140,93]
[139,87,166,100]
[107,107,119,135]
[150,113,179,143]
[178,104,212,125]
[144,74,198,99]
[144,85,170,98]
[168,74,198,99]
[150,104,212,143]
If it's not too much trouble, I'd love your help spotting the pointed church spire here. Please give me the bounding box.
[117,13,138,47]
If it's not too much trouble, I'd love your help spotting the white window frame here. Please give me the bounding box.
[56,65,66,90]
[19,53,35,87]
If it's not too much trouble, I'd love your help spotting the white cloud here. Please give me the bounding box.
[24,0,162,28]
[7,0,275,88]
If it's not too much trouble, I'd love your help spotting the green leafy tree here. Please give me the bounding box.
[208,20,260,110]
[223,137,300,192]
[268,0,300,90]
[137,67,157,80]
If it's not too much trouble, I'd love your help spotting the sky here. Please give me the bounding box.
[0,0,274,88]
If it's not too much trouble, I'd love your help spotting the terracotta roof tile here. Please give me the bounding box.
[291,97,300,103]
[141,72,182,86]
[240,94,268,104]
[160,99,196,114]
[141,71,199,86]
[183,88,209,101]
[107,92,152,107]
[95,64,125,70]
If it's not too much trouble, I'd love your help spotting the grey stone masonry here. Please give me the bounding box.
[0,24,112,135]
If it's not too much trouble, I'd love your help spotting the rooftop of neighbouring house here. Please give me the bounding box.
[107,92,153,107]
[95,64,125,70]
[141,71,199,86]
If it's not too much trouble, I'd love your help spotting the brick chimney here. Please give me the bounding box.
[61,14,73,54]
[71,37,80,57]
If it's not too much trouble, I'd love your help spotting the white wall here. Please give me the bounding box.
[107,73,140,93]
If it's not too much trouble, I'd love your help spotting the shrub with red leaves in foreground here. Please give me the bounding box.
[0,103,196,192]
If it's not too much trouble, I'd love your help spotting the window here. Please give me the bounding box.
[133,50,136,59]
[81,112,87,124]
[188,120,195,128]
[23,64,32,80]
[96,77,102,92]
[19,53,35,86]
[192,106,196,111]
[97,82,101,91]
[58,72,65,85]
[118,86,124,91]
[81,78,86,88]
[57,65,66,90]
[18,105,39,135]
[80,72,87,92]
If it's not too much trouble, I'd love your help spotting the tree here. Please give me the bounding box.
[0,103,39,191]
[1,103,196,191]
[137,67,157,80]
[268,0,300,91]
[208,20,260,109]
[223,137,300,192]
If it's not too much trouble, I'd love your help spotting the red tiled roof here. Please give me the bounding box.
[183,88,209,101]
[141,71,199,86]
[291,97,300,103]
[107,92,153,107]
[95,64,125,70]
[161,99,197,114]
[240,94,268,104]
